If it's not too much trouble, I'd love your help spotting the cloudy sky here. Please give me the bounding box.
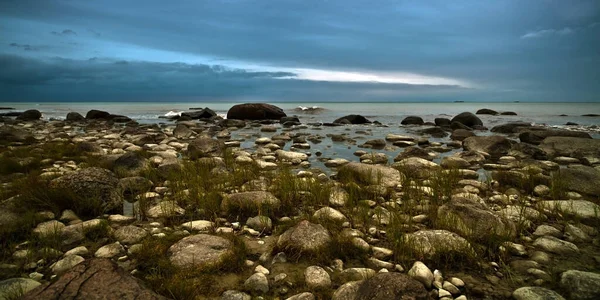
[1,0,599,102]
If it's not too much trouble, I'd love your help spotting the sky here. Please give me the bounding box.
[0,0,599,102]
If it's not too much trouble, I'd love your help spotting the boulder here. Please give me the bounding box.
[437,197,516,241]
[168,234,233,268]
[450,129,475,141]
[394,146,435,161]
[66,112,85,121]
[560,270,600,300]
[490,122,532,134]
[304,266,331,290]
[434,118,451,127]
[333,115,371,124]
[401,116,424,125]
[540,200,600,222]
[181,107,216,119]
[113,225,148,245]
[417,127,448,138]
[173,124,194,139]
[513,287,565,300]
[333,281,362,300]
[221,191,281,215]
[23,259,167,300]
[462,136,513,160]
[451,112,483,128]
[187,136,224,159]
[403,230,473,260]
[519,130,591,145]
[556,166,600,197]
[337,162,402,188]
[0,126,34,143]
[227,103,286,120]
[51,255,85,274]
[85,110,111,119]
[532,236,579,255]
[113,152,149,174]
[277,220,331,257]
[355,272,428,300]
[0,278,41,299]
[407,261,434,289]
[51,168,122,213]
[476,108,498,115]
[539,137,600,161]
[16,109,42,121]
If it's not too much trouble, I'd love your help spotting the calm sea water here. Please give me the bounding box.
[2,102,600,128]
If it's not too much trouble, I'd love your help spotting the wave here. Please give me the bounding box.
[164,110,182,117]
[293,106,327,114]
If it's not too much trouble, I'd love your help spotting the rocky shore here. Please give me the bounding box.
[1,103,599,300]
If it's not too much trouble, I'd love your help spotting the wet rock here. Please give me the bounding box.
[51,167,122,213]
[462,135,514,160]
[16,109,42,121]
[276,150,308,161]
[227,103,286,120]
[555,166,600,197]
[181,107,216,119]
[23,258,167,300]
[450,129,475,141]
[435,118,451,127]
[66,112,85,121]
[168,234,233,268]
[277,220,331,257]
[357,272,428,299]
[113,152,149,175]
[333,114,371,124]
[451,112,483,128]
[512,287,565,300]
[520,130,591,145]
[491,122,532,134]
[560,270,600,300]
[476,108,498,115]
[394,146,436,161]
[401,116,424,125]
[338,162,402,188]
[173,123,194,139]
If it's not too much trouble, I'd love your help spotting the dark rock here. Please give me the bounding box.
[227,103,286,120]
[519,130,591,145]
[566,122,578,126]
[463,136,514,159]
[281,116,300,123]
[86,110,111,119]
[450,129,475,141]
[417,127,448,138]
[0,107,14,110]
[118,177,153,199]
[401,116,424,125]
[476,108,498,115]
[187,136,224,159]
[394,146,433,161]
[113,152,149,174]
[0,126,34,143]
[450,121,473,131]
[219,119,247,128]
[511,143,547,160]
[500,111,518,115]
[50,168,122,213]
[451,112,483,128]
[16,109,42,121]
[173,124,194,139]
[362,139,387,149]
[76,142,103,154]
[582,114,600,117]
[434,118,451,127]
[333,114,371,124]
[66,112,85,122]
[355,272,428,300]
[181,107,216,119]
[22,258,167,300]
[490,122,532,134]
[109,115,132,123]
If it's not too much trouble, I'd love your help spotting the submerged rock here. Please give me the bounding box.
[451,112,483,128]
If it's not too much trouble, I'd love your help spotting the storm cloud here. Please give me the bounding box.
[0,0,599,102]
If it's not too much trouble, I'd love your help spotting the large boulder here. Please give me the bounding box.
[491,122,532,134]
[16,109,42,121]
[539,137,600,162]
[221,191,281,215]
[51,168,122,213]
[462,136,514,160]
[355,272,428,300]
[451,112,483,128]
[187,136,224,159]
[519,130,591,145]
[333,115,371,124]
[437,197,516,241]
[401,116,424,125]
[85,109,111,119]
[337,162,402,188]
[277,220,331,257]
[559,270,600,300]
[181,107,216,119]
[66,112,85,121]
[227,103,286,120]
[168,234,234,269]
[22,259,167,300]
[476,108,498,115]
[556,166,600,197]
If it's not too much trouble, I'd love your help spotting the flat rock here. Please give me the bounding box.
[560,270,600,300]
[338,162,402,188]
[113,225,148,244]
[168,234,233,269]
[356,272,428,300]
[277,220,331,257]
[540,200,600,222]
[51,255,85,274]
[533,236,579,255]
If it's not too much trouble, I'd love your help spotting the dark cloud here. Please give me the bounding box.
[9,43,38,51]
[51,29,77,36]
